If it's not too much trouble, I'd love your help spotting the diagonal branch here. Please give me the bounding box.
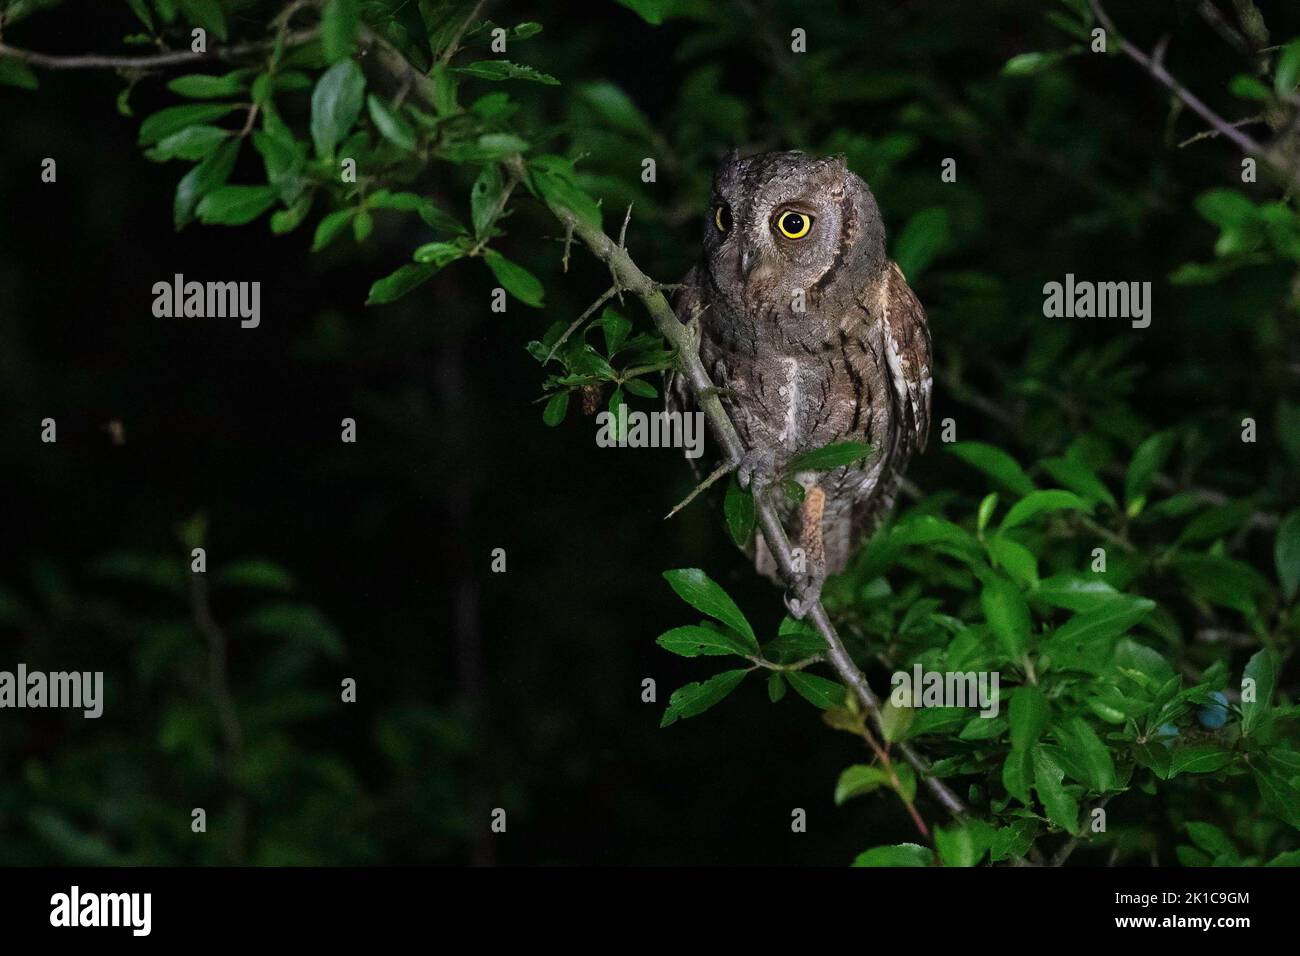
[544,201,968,819]
[1089,0,1300,192]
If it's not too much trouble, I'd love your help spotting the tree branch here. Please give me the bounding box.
[1090,0,1300,192]
[533,192,968,820]
[0,29,317,71]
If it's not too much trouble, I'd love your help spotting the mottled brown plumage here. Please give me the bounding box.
[670,150,932,604]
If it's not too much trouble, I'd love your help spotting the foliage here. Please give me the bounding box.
[1,0,1298,865]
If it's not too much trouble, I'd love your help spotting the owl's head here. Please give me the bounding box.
[703,150,886,328]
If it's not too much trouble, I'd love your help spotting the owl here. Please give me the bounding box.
[669,150,932,613]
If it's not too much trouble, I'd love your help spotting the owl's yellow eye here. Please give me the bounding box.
[775,211,812,239]
[714,204,732,233]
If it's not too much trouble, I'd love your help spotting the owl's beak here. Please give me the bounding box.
[738,244,774,288]
[739,246,757,279]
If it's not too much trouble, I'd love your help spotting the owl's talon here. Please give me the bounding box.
[783,573,825,619]
[736,448,776,492]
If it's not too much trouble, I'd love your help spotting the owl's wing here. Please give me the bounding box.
[879,260,933,455]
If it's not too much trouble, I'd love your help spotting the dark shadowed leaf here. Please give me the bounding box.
[310,60,366,158]
[660,669,748,727]
[786,671,845,710]
[483,249,544,307]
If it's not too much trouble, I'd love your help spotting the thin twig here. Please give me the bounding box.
[1090,0,1300,192]
[664,460,733,520]
[544,284,618,364]
[1177,114,1265,147]
[0,28,317,71]
[189,567,247,863]
[435,0,486,69]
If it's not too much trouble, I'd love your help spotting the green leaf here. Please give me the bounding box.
[367,94,417,151]
[1177,498,1254,545]
[1049,596,1155,648]
[166,71,249,99]
[890,763,917,802]
[660,669,748,727]
[352,208,373,242]
[541,391,569,427]
[724,475,756,549]
[767,672,786,702]
[217,558,295,592]
[243,602,343,658]
[977,492,999,533]
[139,103,240,144]
[178,0,228,40]
[196,185,277,226]
[655,624,754,658]
[310,60,367,158]
[1032,746,1078,833]
[949,443,1036,495]
[126,0,155,29]
[1255,768,1300,829]
[981,576,1030,660]
[1124,431,1175,512]
[1009,685,1049,751]
[528,155,603,229]
[366,262,438,305]
[1229,74,1274,100]
[661,568,757,650]
[1169,745,1233,777]
[471,164,506,237]
[148,124,231,161]
[1275,38,1300,97]
[174,139,240,229]
[787,440,872,472]
[892,207,950,281]
[1053,718,1116,792]
[1241,648,1278,735]
[313,208,355,251]
[935,823,990,867]
[834,764,892,804]
[483,249,544,307]
[1000,490,1088,530]
[1171,553,1269,615]
[879,698,914,742]
[577,81,655,138]
[412,241,466,266]
[1040,456,1117,508]
[786,671,845,710]
[1032,575,1123,612]
[454,60,559,84]
[851,843,931,867]
[321,0,360,63]
[1276,509,1300,601]
[1002,747,1033,804]
[1001,51,1071,76]
[0,56,38,90]
[987,535,1038,587]
[1186,821,1236,858]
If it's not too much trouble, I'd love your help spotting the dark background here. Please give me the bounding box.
[1,0,1296,865]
